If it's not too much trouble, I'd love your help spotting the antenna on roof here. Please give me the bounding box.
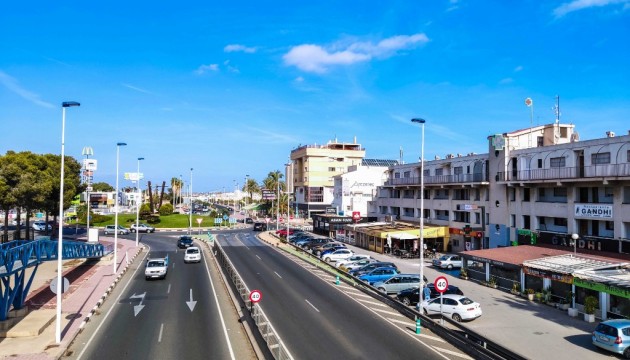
[399,146,404,165]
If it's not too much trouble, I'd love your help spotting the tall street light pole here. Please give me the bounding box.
[411,118,426,300]
[56,101,80,344]
[135,157,144,247]
[189,168,193,235]
[113,142,127,274]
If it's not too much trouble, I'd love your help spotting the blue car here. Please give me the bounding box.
[592,319,630,358]
[357,267,399,285]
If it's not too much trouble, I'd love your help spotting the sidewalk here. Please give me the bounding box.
[258,231,606,360]
[0,237,143,360]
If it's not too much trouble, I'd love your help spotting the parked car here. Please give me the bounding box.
[253,222,267,231]
[372,274,427,294]
[336,254,371,269]
[432,254,463,269]
[358,267,399,285]
[322,249,354,263]
[184,246,202,263]
[294,237,317,246]
[104,225,130,235]
[32,220,52,231]
[177,235,194,248]
[130,223,156,233]
[319,245,347,258]
[276,228,295,237]
[301,238,330,250]
[339,259,377,272]
[313,242,344,256]
[349,262,398,276]
[397,284,463,306]
[420,295,482,322]
[592,319,630,358]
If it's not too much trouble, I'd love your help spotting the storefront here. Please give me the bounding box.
[347,222,448,255]
[312,214,375,238]
[573,266,630,320]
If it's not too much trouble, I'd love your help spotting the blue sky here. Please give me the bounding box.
[1,1,629,192]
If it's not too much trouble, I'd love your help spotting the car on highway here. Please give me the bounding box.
[592,319,630,358]
[253,222,267,231]
[322,248,354,263]
[104,225,130,235]
[420,294,482,322]
[396,284,464,306]
[432,254,463,269]
[349,262,398,277]
[335,254,371,268]
[177,235,194,248]
[32,220,52,231]
[246,218,254,224]
[130,223,156,233]
[357,267,399,285]
[339,258,377,272]
[184,246,202,263]
[145,256,168,280]
[372,274,427,294]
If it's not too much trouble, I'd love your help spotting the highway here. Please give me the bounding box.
[66,233,250,360]
[219,230,453,360]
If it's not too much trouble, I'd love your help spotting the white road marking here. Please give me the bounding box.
[172,263,175,269]
[256,255,261,260]
[305,299,320,312]
[358,299,389,307]
[167,284,171,294]
[274,271,282,278]
[432,346,474,359]
[158,323,164,342]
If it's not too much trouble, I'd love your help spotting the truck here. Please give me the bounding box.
[145,255,169,280]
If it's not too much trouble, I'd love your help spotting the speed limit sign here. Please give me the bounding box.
[249,289,262,303]
[434,276,449,293]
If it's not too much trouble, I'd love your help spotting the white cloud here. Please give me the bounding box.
[195,64,219,75]
[514,65,523,72]
[283,33,429,73]
[224,44,257,53]
[499,78,514,84]
[294,76,304,82]
[0,70,54,108]
[553,0,628,17]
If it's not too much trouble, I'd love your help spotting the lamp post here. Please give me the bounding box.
[135,157,144,247]
[245,174,250,214]
[571,233,579,256]
[82,146,94,241]
[411,118,426,300]
[113,142,127,274]
[189,168,193,235]
[55,101,80,344]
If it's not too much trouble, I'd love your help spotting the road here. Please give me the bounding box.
[219,230,464,360]
[66,232,250,360]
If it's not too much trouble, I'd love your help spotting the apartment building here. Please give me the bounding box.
[289,138,366,217]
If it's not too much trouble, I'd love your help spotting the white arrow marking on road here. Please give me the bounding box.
[130,292,146,317]
[186,288,197,312]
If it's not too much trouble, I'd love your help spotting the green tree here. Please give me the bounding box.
[243,178,260,204]
[92,182,114,192]
[170,177,182,206]
[0,152,21,242]
[159,203,173,215]
[13,152,52,239]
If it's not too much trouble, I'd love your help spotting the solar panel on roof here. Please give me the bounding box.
[362,159,399,167]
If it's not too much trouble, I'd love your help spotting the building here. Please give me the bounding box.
[289,138,366,218]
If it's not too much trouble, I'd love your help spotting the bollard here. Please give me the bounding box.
[335,275,340,285]
[416,317,421,334]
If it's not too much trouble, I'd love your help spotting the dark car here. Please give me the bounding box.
[302,238,330,250]
[349,262,398,276]
[245,218,254,224]
[396,284,464,306]
[253,222,267,231]
[177,236,194,248]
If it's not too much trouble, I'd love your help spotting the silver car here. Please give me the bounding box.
[104,225,130,235]
[372,274,425,294]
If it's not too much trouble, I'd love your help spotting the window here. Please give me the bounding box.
[627,150,630,162]
[454,211,470,223]
[604,187,613,197]
[537,136,544,147]
[328,167,335,172]
[394,172,401,179]
[403,171,411,178]
[435,168,443,176]
[510,214,516,227]
[454,166,463,175]
[523,215,530,229]
[523,188,530,202]
[423,169,430,176]
[592,152,611,165]
[537,159,543,168]
[553,187,567,197]
[605,221,614,231]
[538,188,546,197]
[553,218,567,227]
[550,157,566,168]
[509,188,516,201]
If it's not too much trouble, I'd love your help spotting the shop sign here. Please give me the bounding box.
[328,217,353,224]
[523,267,573,284]
[517,229,537,245]
[537,231,618,253]
[325,207,337,214]
[574,204,613,219]
[574,277,630,299]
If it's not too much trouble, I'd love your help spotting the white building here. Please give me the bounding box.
[331,161,395,217]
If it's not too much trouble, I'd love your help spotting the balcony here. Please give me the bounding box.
[497,163,630,182]
[385,173,488,186]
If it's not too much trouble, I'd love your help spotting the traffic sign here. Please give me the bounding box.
[223,214,229,220]
[196,218,202,224]
[50,276,70,294]
[249,289,262,303]
[434,276,449,293]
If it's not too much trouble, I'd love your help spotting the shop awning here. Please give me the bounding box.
[523,254,623,274]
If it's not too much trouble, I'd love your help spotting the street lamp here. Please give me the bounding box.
[189,168,193,235]
[135,157,144,247]
[411,117,426,300]
[56,101,80,344]
[113,142,127,274]
[571,233,579,256]
[82,146,94,241]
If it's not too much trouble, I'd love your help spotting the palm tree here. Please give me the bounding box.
[170,177,182,206]
[243,178,260,205]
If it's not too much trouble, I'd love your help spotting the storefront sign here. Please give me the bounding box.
[523,267,573,284]
[325,207,337,214]
[574,204,613,219]
[328,217,353,224]
[537,231,618,253]
[517,229,537,245]
[574,277,630,299]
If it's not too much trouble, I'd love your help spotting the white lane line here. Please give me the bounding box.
[256,255,261,260]
[305,299,320,312]
[167,284,171,294]
[344,291,372,299]
[274,271,282,278]
[369,307,404,316]
[158,323,164,342]
[358,299,389,307]
[172,263,175,269]
[432,346,474,359]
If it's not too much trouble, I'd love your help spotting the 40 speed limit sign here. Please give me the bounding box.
[249,289,262,303]
[434,276,449,293]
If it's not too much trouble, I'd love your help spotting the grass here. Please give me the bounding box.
[89,214,232,228]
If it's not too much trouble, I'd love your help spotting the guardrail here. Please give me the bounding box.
[282,236,527,360]
[212,241,294,360]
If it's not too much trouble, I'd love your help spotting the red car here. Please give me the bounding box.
[276,228,295,237]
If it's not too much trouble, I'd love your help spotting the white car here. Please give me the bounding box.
[341,258,377,272]
[432,254,463,270]
[335,254,371,268]
[32,220,52,231]
[184,247,202,263]
[322,249,354,263]
[420,294,482,322]
[130,223,156,233]
[145,256,168,280]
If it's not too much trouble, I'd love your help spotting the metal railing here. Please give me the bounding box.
[213,242,294,360]
[497,163,630,182]
[385,173,488,186]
